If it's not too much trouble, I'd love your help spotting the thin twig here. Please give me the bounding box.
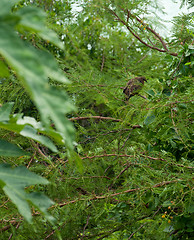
[79,129,132,144]
[61,176,111,180]
[81,154,133,160]
[136,53,149,63]
[8,222,20,240]
[30,140,49,159]
[81,215,90,240]
[44,222,66,240]
[140,154,194,169]
[101,55,105,71]
[170,54,184,78]
[133,13,169,52]
[145,100,194,110]
[70,116,122,122]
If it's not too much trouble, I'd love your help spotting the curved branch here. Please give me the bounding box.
[107,8,178,56]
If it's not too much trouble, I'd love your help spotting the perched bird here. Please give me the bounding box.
[122,76,147,100]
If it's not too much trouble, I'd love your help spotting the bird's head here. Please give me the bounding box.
[137,76,147,84]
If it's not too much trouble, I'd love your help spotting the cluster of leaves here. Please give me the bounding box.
[0,0,77,226]
[0,0,193,239]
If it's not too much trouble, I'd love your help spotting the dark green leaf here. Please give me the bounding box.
[0,164,53,223]
[0,139,27,156]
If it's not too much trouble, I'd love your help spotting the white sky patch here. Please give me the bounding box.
[158,0,193,35]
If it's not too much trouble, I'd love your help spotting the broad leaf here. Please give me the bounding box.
[0,5,75,150]
[0,103,59,152]
[16,6,64,50]
[0,0,20,15]
[0,60,10,77]
[0,102,14,122]
[0,164,54,223]
[0,139,27,157]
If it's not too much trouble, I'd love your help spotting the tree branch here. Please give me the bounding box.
[107,8,178,56]
[58,179,183,207]
[69,116,141,128]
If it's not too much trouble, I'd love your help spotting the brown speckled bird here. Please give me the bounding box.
[123,76,147,100]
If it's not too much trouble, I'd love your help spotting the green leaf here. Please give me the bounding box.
[0,164,54,223]
[185,202,194,213]
[0,106,59,152]
[27,192,55,222]
[16,6,64,50]
[0,0,20,15]
[138,219,154,224]
[163,225,174,233]
[144,114,156,126]
[0,102,14,121]
[67,150,84,173]
[146,89,155,96]
[162,88,171,96]
[0,139,27,156]
[0,60,10,77]
[162,200,172,207]
[0,19,75,149]
[20,125,58,152]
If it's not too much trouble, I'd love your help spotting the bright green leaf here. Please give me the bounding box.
[146,89,155,96]
[0,60,10,77]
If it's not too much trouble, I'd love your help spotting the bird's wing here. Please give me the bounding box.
[123,79,133,94]
[126,79,134,87]
[123,78,144,99]
[130,83,142,94]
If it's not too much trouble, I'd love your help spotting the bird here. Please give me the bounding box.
[122,76,147,100]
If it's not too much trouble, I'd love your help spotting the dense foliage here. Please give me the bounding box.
[0,0,193,239]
